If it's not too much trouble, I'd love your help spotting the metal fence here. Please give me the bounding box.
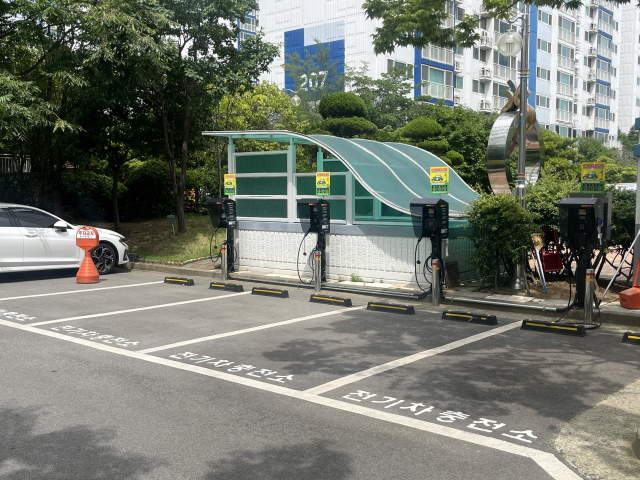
[0,155,31,173]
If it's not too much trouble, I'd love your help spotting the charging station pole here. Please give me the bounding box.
[314,251,322,292]
[221,245,228,281]
[633,118,640,279]
[432,258,441,306]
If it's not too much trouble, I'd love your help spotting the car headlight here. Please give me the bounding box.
[118,238,128,245]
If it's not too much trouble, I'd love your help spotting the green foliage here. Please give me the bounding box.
[402,117,443,141]
[577,137,618,163]
[61,170,116,221]
[525,175,580,229]
[350,273,363,283]
[121,159,174,219]
[610,188,636,248]
[466,193,541,286]
[318,92,367,119]
[417,139,449,155]
[538,129,581,180]
[443,150,464,167]
[322,117,378,138]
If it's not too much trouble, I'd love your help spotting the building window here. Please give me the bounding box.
[637,77,640,86]
[472,80,485,94]
[455,44,464,55]
[636,98,640,107]
[421,65,453,100]
[473,47,479,60]
[388,59,413,77]
[537,67,551,81]
[538,10,552,25]
[456,76,463,89]
[540,124,550,130]
[537,39,551,53]
[456,6,465,21]
[557,126,569,137]
[582,106,587,115]
[536,94,551,108]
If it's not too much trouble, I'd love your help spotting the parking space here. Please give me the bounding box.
[320,326,640,453]
[3,269,640,479]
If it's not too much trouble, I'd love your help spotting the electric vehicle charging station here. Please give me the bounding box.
[206,198,237,281]
[297,198,330,291]
[410,198,449,306]
[559,194,611,322]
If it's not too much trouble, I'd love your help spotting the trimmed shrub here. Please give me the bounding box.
[402,117,443,141]
[318,92,367,119]
[322,117,378,138]
[443,150,464,166]
[417,139,449,155]
[121,159,174,219]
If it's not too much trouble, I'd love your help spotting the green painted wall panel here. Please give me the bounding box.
[328,200,346,220]
[296,175,346,195]
[355,199,374,217]
[381,203,410,218]
[322,159,349,172]
[237,199,287,218]
[355,180,371,197]
[236,153,288,173]
[237,176,287,195]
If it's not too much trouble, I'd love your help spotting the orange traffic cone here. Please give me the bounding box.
[76,226,100,284]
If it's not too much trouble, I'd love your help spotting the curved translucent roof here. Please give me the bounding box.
[201,130,479,216]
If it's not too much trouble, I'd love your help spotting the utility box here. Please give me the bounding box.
[559,197,605,245]
[297,198,330,234]
[206,198,237,229]
[567,192,612,242]
[410,198,449,239]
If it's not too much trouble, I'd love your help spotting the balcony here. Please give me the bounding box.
[587,46,597,57]
[479,67,493,80]
[479,31,493,49]
[557,82,574,97]
[493,96,508,111]
[597,45,612,59]
[558,28,576,44]
[493,63,517,82]
[587,96,596,106]
[587,70,597,82]
[598,21,613,35]
[588,22,598,33]
[479,100,493,112]
[595,117,610,130]
[442,15,454,28]
[597,69,611,83]
[558,55,575,70]
[574,93,579,101]
[422,82,454,101]
[589,0,598,6]
[601,0,613,10]
[422,45,454,66]
[596,93,611,106]
[556,110,573,124]
[454,60,463,73]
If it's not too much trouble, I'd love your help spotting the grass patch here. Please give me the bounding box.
[118,214,226,263]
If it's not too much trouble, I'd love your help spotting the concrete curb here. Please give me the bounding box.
[123,262,640,327]
[634,427,640,461]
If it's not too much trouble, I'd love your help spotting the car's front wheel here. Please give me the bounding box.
[91,243,117,274]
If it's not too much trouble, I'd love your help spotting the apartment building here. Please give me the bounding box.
[254,0,623,144]
[618,2,640,134]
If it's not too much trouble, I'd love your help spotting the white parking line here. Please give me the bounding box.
[28,291,251,326]
[0,281,165,301]
[138,306,366,353]
[306,321,522,395]
[0,318,580,480]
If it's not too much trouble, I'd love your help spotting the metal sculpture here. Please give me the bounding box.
[486,80,544,195]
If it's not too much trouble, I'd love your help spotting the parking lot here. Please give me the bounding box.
[1,268,639,479]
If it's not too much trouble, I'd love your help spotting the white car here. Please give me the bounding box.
[0,203,129,274]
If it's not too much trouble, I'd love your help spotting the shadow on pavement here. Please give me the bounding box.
[0,406,157,479]
[0,267,132,284]
[204,440,353,480]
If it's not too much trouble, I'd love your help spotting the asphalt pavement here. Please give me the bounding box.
[1,268,639,479]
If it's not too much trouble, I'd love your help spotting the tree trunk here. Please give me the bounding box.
[111,163,120,231]
[217,138,223,197]
[176,88,193,234]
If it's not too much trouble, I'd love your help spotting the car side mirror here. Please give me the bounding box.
[53,220,69,232]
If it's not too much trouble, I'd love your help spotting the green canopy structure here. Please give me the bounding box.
[202,130,479,218]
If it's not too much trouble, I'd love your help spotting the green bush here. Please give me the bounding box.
[466,193,540,288]
[402,117,443,141]
[443,150,464,167]
[62,170,114,221]
[610,188,636,248]
[525,175,580,229]
[322,116,378,138]
[318,92,367,119]
[121,159,174,219]
[417,139,449,155]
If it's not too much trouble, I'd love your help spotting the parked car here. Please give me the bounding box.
[0,203,128,274]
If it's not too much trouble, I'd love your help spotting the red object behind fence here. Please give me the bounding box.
[76,226,100,284]
[620,259,640,310]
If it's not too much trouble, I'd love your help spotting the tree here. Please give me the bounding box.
[318,92,367,119]
[362,0,634,54]
[322,117,378,138]
[141,0,279,233]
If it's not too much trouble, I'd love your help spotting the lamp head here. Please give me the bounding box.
[497,29,523,57]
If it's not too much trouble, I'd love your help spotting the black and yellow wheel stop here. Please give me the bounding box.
[309,294,352,307]
[164,277,194,286]
[622,332,640,345]
[209,282,244,292]
[442,311,498,325]
[366,301,415,315]
[251,287,289,298]
[521,320,586,336]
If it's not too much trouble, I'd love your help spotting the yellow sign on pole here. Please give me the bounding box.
[316,172,330,196]
[224,174,236,195]
[430,166,449,194]
[580,162,605,193]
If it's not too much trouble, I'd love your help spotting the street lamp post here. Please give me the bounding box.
[497,5,530,291]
